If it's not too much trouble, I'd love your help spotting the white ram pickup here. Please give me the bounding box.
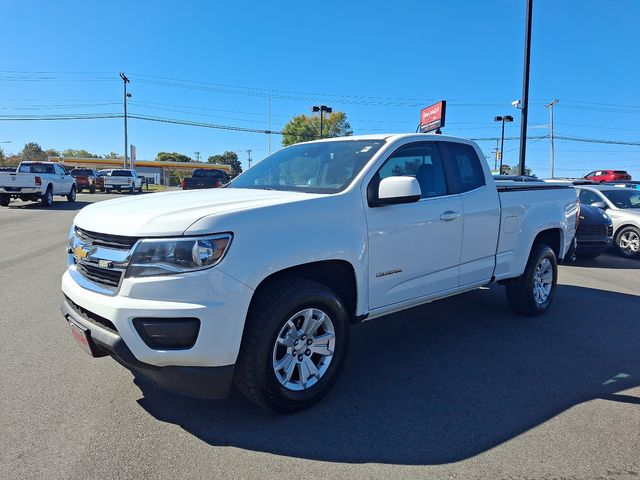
[104,169,144,194]
[61,134,578,412]
[0,161,76,207]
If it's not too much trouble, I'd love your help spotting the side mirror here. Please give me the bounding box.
[591,201,607,210]
[373,176,421,207]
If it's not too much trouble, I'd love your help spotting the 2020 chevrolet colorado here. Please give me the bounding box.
[61,134,578,412]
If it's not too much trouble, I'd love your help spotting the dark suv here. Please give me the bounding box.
[181,169,230,190]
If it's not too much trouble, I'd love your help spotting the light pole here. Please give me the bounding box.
[312,105,332,139]
[545,99,559,178]
[119,73,131,169]
[518,0,534,176]
[494,115,514,174]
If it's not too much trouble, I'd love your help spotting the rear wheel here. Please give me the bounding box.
[615,226,640,258]
[0,194,9,206]
[41,187,53,207]
[67,185,76,202]
[129,185,135,194]
[235,278,349,413]
[505,244,558,316]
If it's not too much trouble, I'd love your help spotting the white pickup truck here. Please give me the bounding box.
[61,134,578,412]
[104,169,144,194]
[0,161,76,207]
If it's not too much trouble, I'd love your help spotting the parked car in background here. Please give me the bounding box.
[70,168,99,193]
[181,168,230,190]
[583,170,631,183]
[0,161,76,207]
[569,204,613,259]
[104,169,143,194]
[576,185,640,258]
[97,170,112,192]
[611,180,640,190]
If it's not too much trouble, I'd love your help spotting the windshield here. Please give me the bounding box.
[602,189,640,209]
[229,139,386,194]
[70,169,93,176]
[111,170,132,177]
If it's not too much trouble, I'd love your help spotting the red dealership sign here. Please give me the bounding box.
[420,100,447,133]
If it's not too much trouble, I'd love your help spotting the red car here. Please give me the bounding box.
[70,168,101,193]
[583,170,631,183]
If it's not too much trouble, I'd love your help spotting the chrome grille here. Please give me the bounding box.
[71,227,137,290]
[75,227,138,250]
[75,261,123,287]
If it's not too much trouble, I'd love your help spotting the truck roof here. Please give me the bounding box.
[300,133,477,144]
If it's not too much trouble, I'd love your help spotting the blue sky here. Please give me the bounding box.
[1,0,639,177]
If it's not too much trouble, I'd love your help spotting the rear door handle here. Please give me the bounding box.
[440,211,462,221]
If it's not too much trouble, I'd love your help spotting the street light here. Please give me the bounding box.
[311,105,332,139]
[494,115,514,174]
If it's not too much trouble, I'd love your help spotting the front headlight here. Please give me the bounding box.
[126,234,232,278]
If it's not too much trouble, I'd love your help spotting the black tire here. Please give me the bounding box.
[615,226,640,258]
[67,185,76,202]
[0,193,9,207]
[505,244,558,316]
[129,185,135,194]
[41,186,53,207]
[100,187,105,192]
[89,184,96,194]
[77,187,83,193]
[138,185,143,193]
[235,278,349,413]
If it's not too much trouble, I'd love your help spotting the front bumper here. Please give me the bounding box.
[61,267,253,367]
[61,300,235,399]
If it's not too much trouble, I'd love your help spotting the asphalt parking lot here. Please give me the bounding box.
[1,193,639,480]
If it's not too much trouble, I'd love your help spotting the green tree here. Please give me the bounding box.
[156,151,193,163]
[0,147,5,163]
[103,152,120,159]
[208,151,242,177]
[501,164,534,176]
[281,111,353,146]
[61,149,99,158]
[22,142,47,162]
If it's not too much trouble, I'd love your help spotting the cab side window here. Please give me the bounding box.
[444,142,485,193]
[376,143,447,199]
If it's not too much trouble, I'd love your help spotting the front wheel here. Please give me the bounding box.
[235,278,349,413]
[505,244,558,316]
[67,185,76,202]
[615,226,640,258]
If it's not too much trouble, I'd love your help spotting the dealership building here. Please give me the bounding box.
[48,156,231,185]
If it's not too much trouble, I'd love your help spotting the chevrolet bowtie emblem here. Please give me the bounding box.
[74,245,92,260]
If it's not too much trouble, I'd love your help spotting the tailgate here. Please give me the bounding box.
[0,173,40,188]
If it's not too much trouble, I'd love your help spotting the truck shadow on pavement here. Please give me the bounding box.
[135,283,640,465]
[567,252,640,270]
[5,200,93,211]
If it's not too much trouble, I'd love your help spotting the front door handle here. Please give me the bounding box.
[440,211,462,221]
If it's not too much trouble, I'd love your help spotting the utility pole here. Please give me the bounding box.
[268,96,272,155]
[518,0,533,176]
[119,73,130,169]
[246,149,252,169]
[194,151,201,162]
[545,99,559,178]
[494,138,499,171]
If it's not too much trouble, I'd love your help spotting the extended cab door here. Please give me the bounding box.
[440,141,500,286]
[365,141,463,309]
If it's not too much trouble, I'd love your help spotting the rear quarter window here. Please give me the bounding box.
[444,142,486,193]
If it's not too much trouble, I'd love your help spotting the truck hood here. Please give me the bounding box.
[73,188,315,237]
